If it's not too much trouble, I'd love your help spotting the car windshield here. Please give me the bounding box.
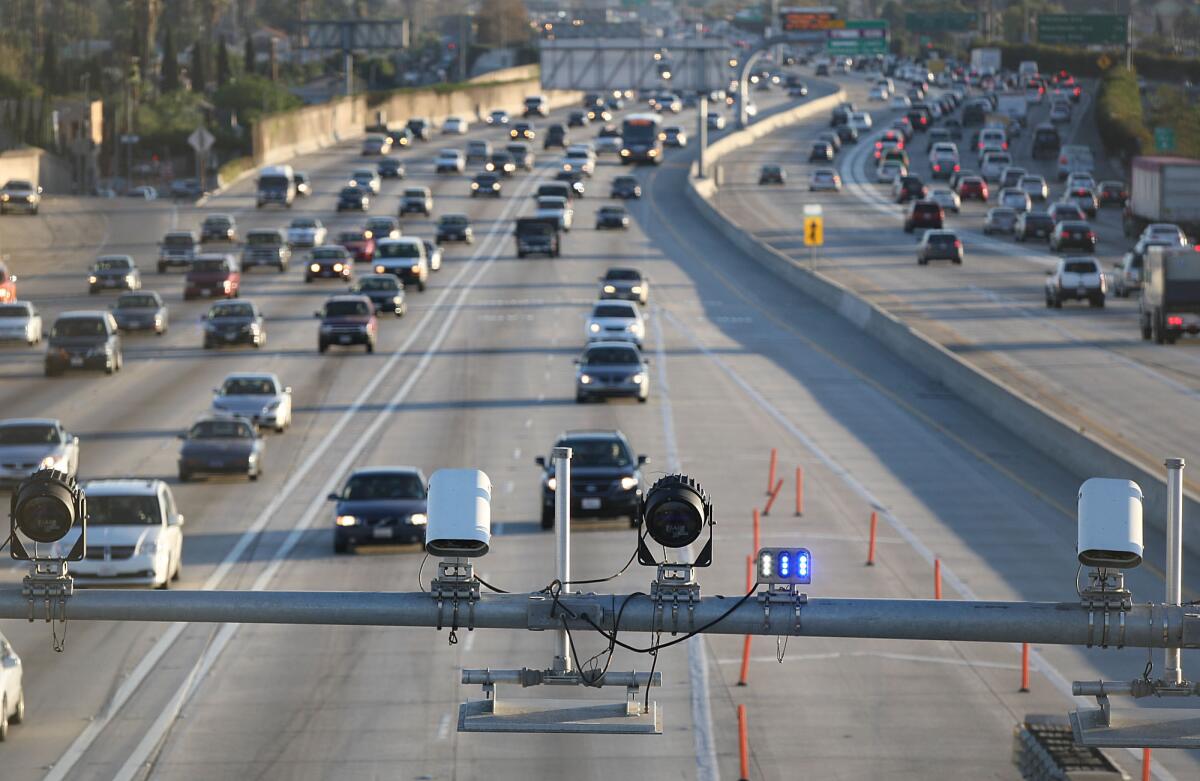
[929,233,957,244]
[605,269,640,281]
[538,198,564,211]
[95,258,132,270]
[4,180,33,191]
[441,216,468,226]
[584,347,639,365]
[378,242,419,259]
[117,295,158,309]
[1065,261,1097,273]
[594,305,634,318]
[0,424,57,444]
[87,495,160,526]
[291,219,317,228]
[338,232,366,243]
[191,259,229,273]
[204,217,232,228]
[189,420,255,439]
[210,303,253,318]
[222,377,275,395]
[358,278,397,291]
[325,300,370,317]
[340,187,362,197]
[53,318,106,337]
[314,248,347,260]
[342,473,425,500]
[404,190,426,198]
[247,232,281,245]
[559,438,632,468]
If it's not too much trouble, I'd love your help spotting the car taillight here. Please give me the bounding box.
[953,164,960,172]
[1002,142,1008,149]
[933,164,940,171]
[1169,316,1184,327]
[1059,157,1067,164]
[875,141,883,149]
[954,240,962,248]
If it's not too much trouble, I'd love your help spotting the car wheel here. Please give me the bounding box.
[305,277,312,283]
[1054,297,1062,309]
[249,468,259,482]
[178,469,190,482]
[418,279,426,292]
[158,263,166,273]
[575,393,587,404]
[11,689,23,725]
[637,395,648,404]
[318,341,328,353]
[366,339,375,354]
[1153,314,1165,344]
[1045,295,1053,308]
[334,537,350,554]
[918,257,927,265]
[540,507,554,530]
[157,572,170,589]
[0,695,8,741]
[172,556,182,581]
[105,358,116,375]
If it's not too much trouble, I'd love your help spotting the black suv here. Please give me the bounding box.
[545,124,569,149]
[328,467,428,553]
[1015,211,1055,241]
[904,200,944,233]
[201,300,265,349]
[45,311,123,376]
[611,175,642,199]
[1031,123,1061,160]
[535,430,648,529]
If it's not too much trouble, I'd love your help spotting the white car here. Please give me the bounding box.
[809,168,842,192]
[0,417,80,489]
[929,187,961,214]
[211,372,293,432]
[890,95,912,110]
[876,160,907,183]
[999,187,1032,213]
[585,299,645,347]
[442,116,469,134]
[349,169,381,194]
[869,85,888,101]
[1140,223,1188,247]
[595,136,623,154]
[70,479,184,588]
[1045,256,1106,308]
[435,149,465,174]
[0,179,41,214]
[849,112,873,131]
[287,217,326,248]
[0,632,24,740]
[487,110,510,125]
[0,301,42,345]
[707,113,727,130]
[535,195,573,232]
[980,152,1013,181]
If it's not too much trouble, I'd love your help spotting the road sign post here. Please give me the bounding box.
[188,126,215,193]
[803,204,823,269]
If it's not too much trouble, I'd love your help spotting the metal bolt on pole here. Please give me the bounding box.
[553,446,572,673]
[1165,457,1185,685]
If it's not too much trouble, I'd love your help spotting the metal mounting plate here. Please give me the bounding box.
[459,697,661,734]
[1071,707,1200,748]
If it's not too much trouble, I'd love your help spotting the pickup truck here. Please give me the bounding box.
[1045,257,1106,308]
[1140,245,1200,343]
[514,217,560,258]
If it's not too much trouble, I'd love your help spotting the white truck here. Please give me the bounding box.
[996,93,1028,126]
[1123,156,1200,240]
[970,48,1001,77]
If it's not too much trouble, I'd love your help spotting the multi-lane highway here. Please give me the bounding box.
[715,70,1200,509]
[1,70,1198,781]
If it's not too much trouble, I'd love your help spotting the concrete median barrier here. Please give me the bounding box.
[685,88,1200,552]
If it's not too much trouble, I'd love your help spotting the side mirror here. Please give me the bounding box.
[177,433,186,440]
[172,514,185,527]
[8,274,15,283]
[326,492,340,501]
[535,456,546,467]
[638,455,650,466]
[314,311,322,318]
[284,386,293,394]
[1045,270,1053,276]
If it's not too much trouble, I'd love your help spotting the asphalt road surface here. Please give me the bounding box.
[0,73,1196,781]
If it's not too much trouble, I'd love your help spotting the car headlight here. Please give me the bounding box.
[631,285,642,294]
[336,515,359,527]
[631,373,645,384]
[620,476,638,491]
[333,263,343,272]
[140,539,158,555]
[0,194,8,201]
[375,265,386,274]
[310,263,320,272]
[603,285,616,293]
[589,323,600,333]
[410,264,420,272]
[88,275,98,284]
[546,477,557,492]
[409,513,427,526]
[125,274,136,284]
[579,374,591,385]
[492,183,500,190]
[471,182,479,189]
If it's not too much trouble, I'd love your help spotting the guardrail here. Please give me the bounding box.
[684,86,1200,553]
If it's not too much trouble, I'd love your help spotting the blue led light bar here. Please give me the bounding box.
[755,547,812,585]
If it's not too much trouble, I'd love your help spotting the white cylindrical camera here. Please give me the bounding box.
[1077,478,1143,569]
[425,469,491,557]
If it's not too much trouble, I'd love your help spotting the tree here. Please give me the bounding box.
[162,26,180,92]
[190,39,207,93]
[42,31,58,94]
[244,35,257,76]
[476,0,531,48]
[216,35,230,86]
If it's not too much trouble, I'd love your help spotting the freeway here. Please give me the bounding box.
[713,69,1200,513]
[0,72,1196,781]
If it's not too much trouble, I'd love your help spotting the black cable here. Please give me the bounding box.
[579,588,759,655]
[475,574,509,594]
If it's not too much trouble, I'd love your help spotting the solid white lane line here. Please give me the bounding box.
[659,307,1180,781]
[51,162,543,781]
[651,305,720,781]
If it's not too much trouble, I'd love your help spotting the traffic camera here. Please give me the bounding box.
[636,474,713,567]
[9,469,86,561]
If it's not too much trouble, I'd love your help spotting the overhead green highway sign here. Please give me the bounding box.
[1037,14,1128,45]
[904,12,978,33]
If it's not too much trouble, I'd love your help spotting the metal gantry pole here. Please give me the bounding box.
[1165,457,1185,684]
[552,446,572,673]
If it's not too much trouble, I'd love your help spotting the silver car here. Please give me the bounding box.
[535,196,573,231]
[349,169,382,194]
[0,631,24,740]
[929,187,961,214]
[599,267,649,304]
[0,179,41,215]
[0,301,42,345]
[575,341,649,403]
[287,217,327,248]
[983,207,1019,235]
[211,372,293,432]
[0,417,80,489]
[1018,175,1048,202]
[999,187,1032,213]
[586,300,645,348]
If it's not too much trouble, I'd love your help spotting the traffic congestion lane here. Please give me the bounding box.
[713,72,1200,515]
[0,100,617,779]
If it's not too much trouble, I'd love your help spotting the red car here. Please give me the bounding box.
[184,254,240,300]
[0,261,16,302]
[957,176,989,202]
[316,294,377,354]
[337,230,376,263]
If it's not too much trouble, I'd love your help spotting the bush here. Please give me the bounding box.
[1095,67,1152,160]
[213,75,301,127]
[217,155,255,188]
[135,90,209,154]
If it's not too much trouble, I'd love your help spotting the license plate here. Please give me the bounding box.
[225,332,238,341]
[97,565,115,577]
[581,498,602,510]
[209,460,224,468]
[372,527,393,539]
[70,357,84,367]
[339,335,351,344]
[200,289,211,297]
[1077,288,1086,296]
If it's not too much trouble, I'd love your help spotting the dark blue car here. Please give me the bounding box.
[177,416,264,482]
[328,467,428,553]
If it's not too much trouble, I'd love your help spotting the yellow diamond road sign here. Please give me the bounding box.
[1097,54,1113,70]
[804,216,824,247]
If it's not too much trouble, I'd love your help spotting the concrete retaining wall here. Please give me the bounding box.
[252,72,579,168]
[686,90,1200,552]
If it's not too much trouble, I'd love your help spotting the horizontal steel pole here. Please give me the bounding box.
[1,589,1196,649]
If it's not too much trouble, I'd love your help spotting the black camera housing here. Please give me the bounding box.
[9,469,86,562]
[636,474,713,567]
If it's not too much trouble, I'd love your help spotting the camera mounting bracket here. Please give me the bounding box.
[1080,567,1132,648]
[430,558,480,633]
[650,563,701,635]
[22,559,73,623]
[758,583,808,634]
